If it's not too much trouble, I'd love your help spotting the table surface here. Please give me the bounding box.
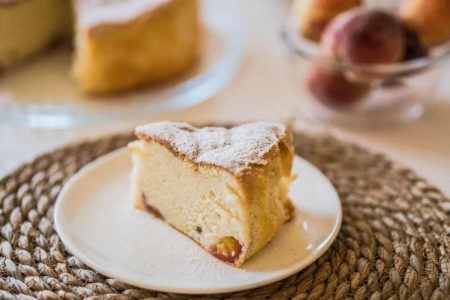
[1,0,449,195]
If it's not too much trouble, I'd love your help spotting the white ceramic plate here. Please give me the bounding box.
[54,148,341,294]
[0,0,244,128]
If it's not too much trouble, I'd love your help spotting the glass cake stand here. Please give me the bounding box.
[0,0,244,129]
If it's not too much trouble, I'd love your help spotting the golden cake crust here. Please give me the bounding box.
[135,122,294,179]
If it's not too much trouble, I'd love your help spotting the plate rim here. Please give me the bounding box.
[54,147,342,294]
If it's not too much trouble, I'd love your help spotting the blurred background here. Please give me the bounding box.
[0,0,449,193]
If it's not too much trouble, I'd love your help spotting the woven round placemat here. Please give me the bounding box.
[0,130,449,300]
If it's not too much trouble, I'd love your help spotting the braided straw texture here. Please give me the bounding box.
[0,131,449,300]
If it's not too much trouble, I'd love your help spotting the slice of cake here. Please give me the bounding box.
[72,0,200,94]
[128,122,294,267]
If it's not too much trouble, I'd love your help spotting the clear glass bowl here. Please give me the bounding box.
[0,0,244,129]
[282,15,450,127]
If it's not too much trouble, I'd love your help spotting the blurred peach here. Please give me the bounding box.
[399,0,450,47]
[307,66,369,108]
[293,0,361,42]
[321,8,404,64]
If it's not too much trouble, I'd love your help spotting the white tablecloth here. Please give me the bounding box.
[1,0,449,195]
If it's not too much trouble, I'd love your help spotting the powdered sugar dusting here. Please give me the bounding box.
[135,122,288,174]
[77,0,170,29]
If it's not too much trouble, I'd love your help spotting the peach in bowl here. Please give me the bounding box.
[283,0,450,126]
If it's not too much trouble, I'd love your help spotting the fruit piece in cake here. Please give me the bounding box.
[128,122,294,267]
[321,8,404,64]
[292,0,361,42]
[72,0,200,94]
[399,0,450,47]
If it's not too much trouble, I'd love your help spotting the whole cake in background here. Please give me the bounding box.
[0,0,200,94]
[128,122,295,267]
